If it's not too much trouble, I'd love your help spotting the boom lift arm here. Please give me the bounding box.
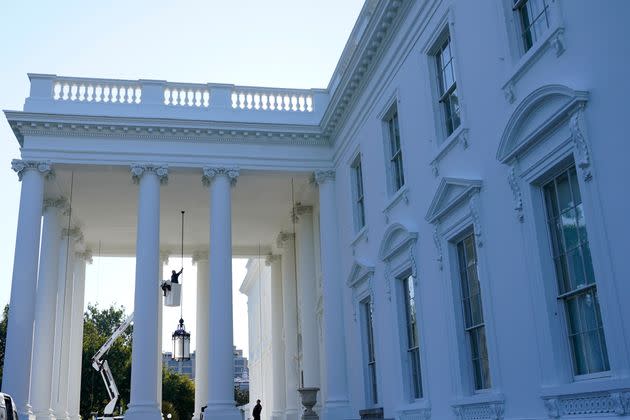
[91,313,134,416]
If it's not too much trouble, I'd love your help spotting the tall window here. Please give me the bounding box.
[361,298,378,405]
[401,275,422,399]
[457,233,491,390]
[543,165,609,376]
[435,32,461,137]
[352,155,366,231]
[385,108,405,192]
[513,0,550,52]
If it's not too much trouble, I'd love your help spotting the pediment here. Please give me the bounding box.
[346,259,375,288]
[425,178,482,224]
[497,84,588,164]
[378,222,418,262]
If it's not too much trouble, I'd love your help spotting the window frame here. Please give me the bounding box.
[360,295,379,407]
[397,271,423,400]
[512,0,551,54]
[381,100,406,195]
[351,153,367,232]
[432,29,461,139]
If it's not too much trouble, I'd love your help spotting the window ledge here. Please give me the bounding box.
[396,399,431,418]
[451,392,505,419]
[502,25,566,104]
[430,126,469,177]
[451,391,505,407]
[351,225,368,247]
[540,376,630,399]
[383,185,409,222]
[540,378,630,417]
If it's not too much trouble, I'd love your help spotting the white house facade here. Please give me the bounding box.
[3,1,630,420]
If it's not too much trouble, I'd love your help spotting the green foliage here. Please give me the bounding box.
[0,304,8,385]
[80,304,132,419]
[161,400,179,420]
[234,388,249,406]
[162,367,195,420]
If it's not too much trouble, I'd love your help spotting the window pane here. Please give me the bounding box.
[566,248,586,291]
[556,172,573,212]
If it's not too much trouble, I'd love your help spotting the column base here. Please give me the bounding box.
[201,404,241,420]
[271,410,284,420]
[124,403,162,420]
[285,408,299,420]
[52,410,68,420]
[33,408,56,420]
[320,402,352,420]
[18,405,35,420]
[68,415,81,420]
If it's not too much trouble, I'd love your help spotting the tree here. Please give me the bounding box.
[0,304,8,385]
[80,304,132,419]
[234,387,249,406]
[162,367,195,420]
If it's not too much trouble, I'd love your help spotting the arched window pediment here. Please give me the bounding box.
[378,222,418,262]
[497,84,588,164]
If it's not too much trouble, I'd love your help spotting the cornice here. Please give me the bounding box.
[4,111,328,147]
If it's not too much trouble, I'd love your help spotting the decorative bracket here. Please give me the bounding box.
[569,105,592,182]
[507,166,524,222]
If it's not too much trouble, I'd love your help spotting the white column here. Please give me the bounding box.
[314,170,352,419]
[192,251,209,420]
[202,167,240,420]
[3,160,51,419]
[266,255,286,420]
[294,205,321,389]
[30,197,65,420]
[158,250,170,409]
[53,227,82,420]
[68,250,91,420]
[277,232,299,420]
[125,164,168,420]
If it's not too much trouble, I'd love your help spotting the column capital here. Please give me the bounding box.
[11,159,54,181]
[130,163,169,185]
[201,167,240,187]
[43,196,69,213]
[276,232,295,249]
[75,249,93,264]
[313,169,335,185]
[160,250,171,266]
[265,254,281,266]
[192,250,209,264]
[291,204,313,223]
[62,226,84,243]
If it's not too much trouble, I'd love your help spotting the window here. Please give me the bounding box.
[401,274,422,399]
[385,107,405,192]
[513,0,550,52]
[351,155,366,230]
[543,165,609,376]
[361,297,378,405]
[434,31,461,137]
[457,233,491,390]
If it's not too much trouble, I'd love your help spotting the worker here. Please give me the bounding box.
[252,400,262,420]
[171,268,183,283]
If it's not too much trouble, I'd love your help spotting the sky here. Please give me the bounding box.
[0,1,364,358]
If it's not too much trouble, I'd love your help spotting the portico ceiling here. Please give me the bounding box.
[48,164,315,257]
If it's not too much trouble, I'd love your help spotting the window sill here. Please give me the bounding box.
[383,185,409,223]
[502,26,566,103]
[540,375,630,399]
[396,399,431,418]
[540,377,630,417]
[350,225,368,247]
[451,391,505,407]
[430,126,468,177]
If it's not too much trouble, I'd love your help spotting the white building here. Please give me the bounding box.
[2,1,630,419]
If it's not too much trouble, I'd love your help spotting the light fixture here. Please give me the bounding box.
[172,318,191,361]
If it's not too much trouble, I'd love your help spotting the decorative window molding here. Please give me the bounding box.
[398,407,431,420]
[507,166,524,222]
[543,389,630,418]
[378,222,418,301]
[346,259,375,323]
[425,178,482,225]
[497,84,589,165]
[432,225,443,271]
[452,401,504,420]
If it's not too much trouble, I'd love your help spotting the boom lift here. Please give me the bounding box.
[91,313,134,418]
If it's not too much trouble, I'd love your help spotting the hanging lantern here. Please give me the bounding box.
[172,318,191,361]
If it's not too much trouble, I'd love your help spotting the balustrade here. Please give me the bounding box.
[163,85,210,108]
[231,90,313,112]
[53,79,142,104]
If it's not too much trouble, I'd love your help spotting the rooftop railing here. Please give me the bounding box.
[25,74,328,125]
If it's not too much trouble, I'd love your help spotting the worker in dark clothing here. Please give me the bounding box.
[252,400,262,420]
[171,268,183,283]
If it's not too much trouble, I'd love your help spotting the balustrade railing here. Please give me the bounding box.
[53,79,142,104]
[231,90,313,112]
[27,74,325,120]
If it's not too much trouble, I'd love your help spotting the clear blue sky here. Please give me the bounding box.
[0,0,364,355]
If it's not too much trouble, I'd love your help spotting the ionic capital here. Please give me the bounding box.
[192,250,209,264]
[130,163,169,185]
[265,254,281,266]
[43,196,69,213]
[276,232,295,249]
[201,167,240,187]
[62,226,84,243]
[313,169,335,185]
[76,249,93,264]
[11,159,54,181]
